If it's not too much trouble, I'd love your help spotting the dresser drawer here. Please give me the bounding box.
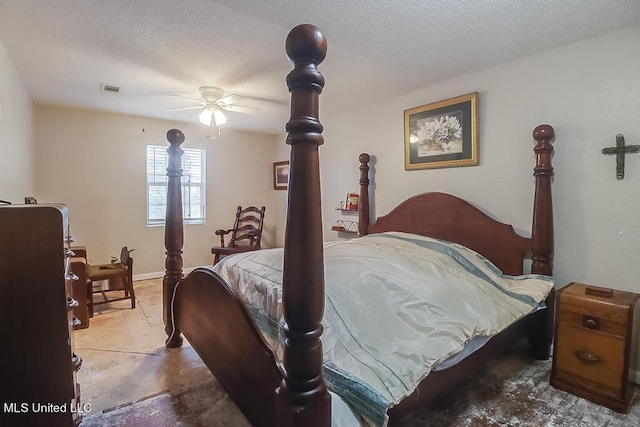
[555,323,625,395]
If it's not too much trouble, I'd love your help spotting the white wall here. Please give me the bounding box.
[33,105,279,275]
[315,26,640,294]
[0,39,34,202]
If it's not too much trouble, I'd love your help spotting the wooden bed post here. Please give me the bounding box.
[530,124,555,359]
[276,24,331,426]
[164,128,185,348]
[531,124,554,276]
[358,153,370,236]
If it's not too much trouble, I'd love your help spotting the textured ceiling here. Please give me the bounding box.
[1,0,639,135]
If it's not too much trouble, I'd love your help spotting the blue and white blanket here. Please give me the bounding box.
[212,232,554,426]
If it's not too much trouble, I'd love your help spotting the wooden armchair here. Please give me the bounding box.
[87,246,135,315]
[211,206,266,264]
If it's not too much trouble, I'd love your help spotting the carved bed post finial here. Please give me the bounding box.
[164,128,185,348]
[278,24,331,426]
[358,153,371,236]
[531,124,554,276]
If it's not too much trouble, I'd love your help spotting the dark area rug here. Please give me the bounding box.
[396,348,640,427]
[82,347,640,427]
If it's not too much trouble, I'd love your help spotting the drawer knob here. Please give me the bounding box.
[67,296,79,309]
[72,353,83,372]
[66,273,80,281]
[574,349,603,364]
[582,315,600,330]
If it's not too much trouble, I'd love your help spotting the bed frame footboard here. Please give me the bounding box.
[171,268,282,427]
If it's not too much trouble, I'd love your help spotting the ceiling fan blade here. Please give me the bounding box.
[170,94,205,105]
[220,104,260,114]
[167,106,203,112]
[217,94,246,106]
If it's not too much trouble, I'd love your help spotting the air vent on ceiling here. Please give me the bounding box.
[100,83,121,94]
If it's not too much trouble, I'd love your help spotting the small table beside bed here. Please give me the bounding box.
[161,24,556,427]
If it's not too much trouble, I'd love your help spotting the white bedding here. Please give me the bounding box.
[212,232,554,426]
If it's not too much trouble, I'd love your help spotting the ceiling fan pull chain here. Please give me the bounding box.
[209,120,222,140]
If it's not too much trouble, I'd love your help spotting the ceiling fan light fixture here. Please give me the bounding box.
[169,86,255,139]
[213,108,227,126]
[198,107,227,127]
[198,108,212,126]
[199,106,227,139]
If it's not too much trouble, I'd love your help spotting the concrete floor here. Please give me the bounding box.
[74,279,217,418]
[74,279,640,427]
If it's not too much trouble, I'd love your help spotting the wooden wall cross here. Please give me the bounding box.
[601,134,640,180]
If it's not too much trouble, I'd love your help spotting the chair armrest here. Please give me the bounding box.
[214,228,233,247]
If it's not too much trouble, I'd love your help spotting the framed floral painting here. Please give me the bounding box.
[404,92,478,170]
[273,161,289,190]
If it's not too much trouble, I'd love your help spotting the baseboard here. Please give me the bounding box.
[133,271,164,281]
[133,267,196,282]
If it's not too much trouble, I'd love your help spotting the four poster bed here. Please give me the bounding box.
[161,24,556,427]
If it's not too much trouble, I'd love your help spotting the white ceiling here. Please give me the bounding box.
[1,0,639,135]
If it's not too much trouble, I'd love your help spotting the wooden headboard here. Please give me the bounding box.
[368,192,529,275]
[356,125,555,277]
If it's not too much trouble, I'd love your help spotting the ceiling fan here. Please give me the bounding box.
[168,86,259,137]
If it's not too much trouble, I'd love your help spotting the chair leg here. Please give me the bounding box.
[213,254,220,265]
[128,281,136,309]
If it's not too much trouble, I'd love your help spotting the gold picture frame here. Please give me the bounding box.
[273,161,289,190]
[404,92,478,170]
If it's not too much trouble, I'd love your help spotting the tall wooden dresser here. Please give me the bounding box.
[0,204,83,426]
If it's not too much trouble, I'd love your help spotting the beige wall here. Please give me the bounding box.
[33,105,280,275]
[0,39,34,202]
[26,26,638,290]
[317,26,640,294]
[6,21,640,374]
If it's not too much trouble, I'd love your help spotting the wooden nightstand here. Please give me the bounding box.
[551,282,639,413]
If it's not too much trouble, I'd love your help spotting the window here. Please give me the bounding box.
[146,145,206,226]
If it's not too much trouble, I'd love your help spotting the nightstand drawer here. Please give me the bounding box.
[556,309,628,337]
[555,323,625,395]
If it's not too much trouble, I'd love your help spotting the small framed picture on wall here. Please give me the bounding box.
[273,161,289,190]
